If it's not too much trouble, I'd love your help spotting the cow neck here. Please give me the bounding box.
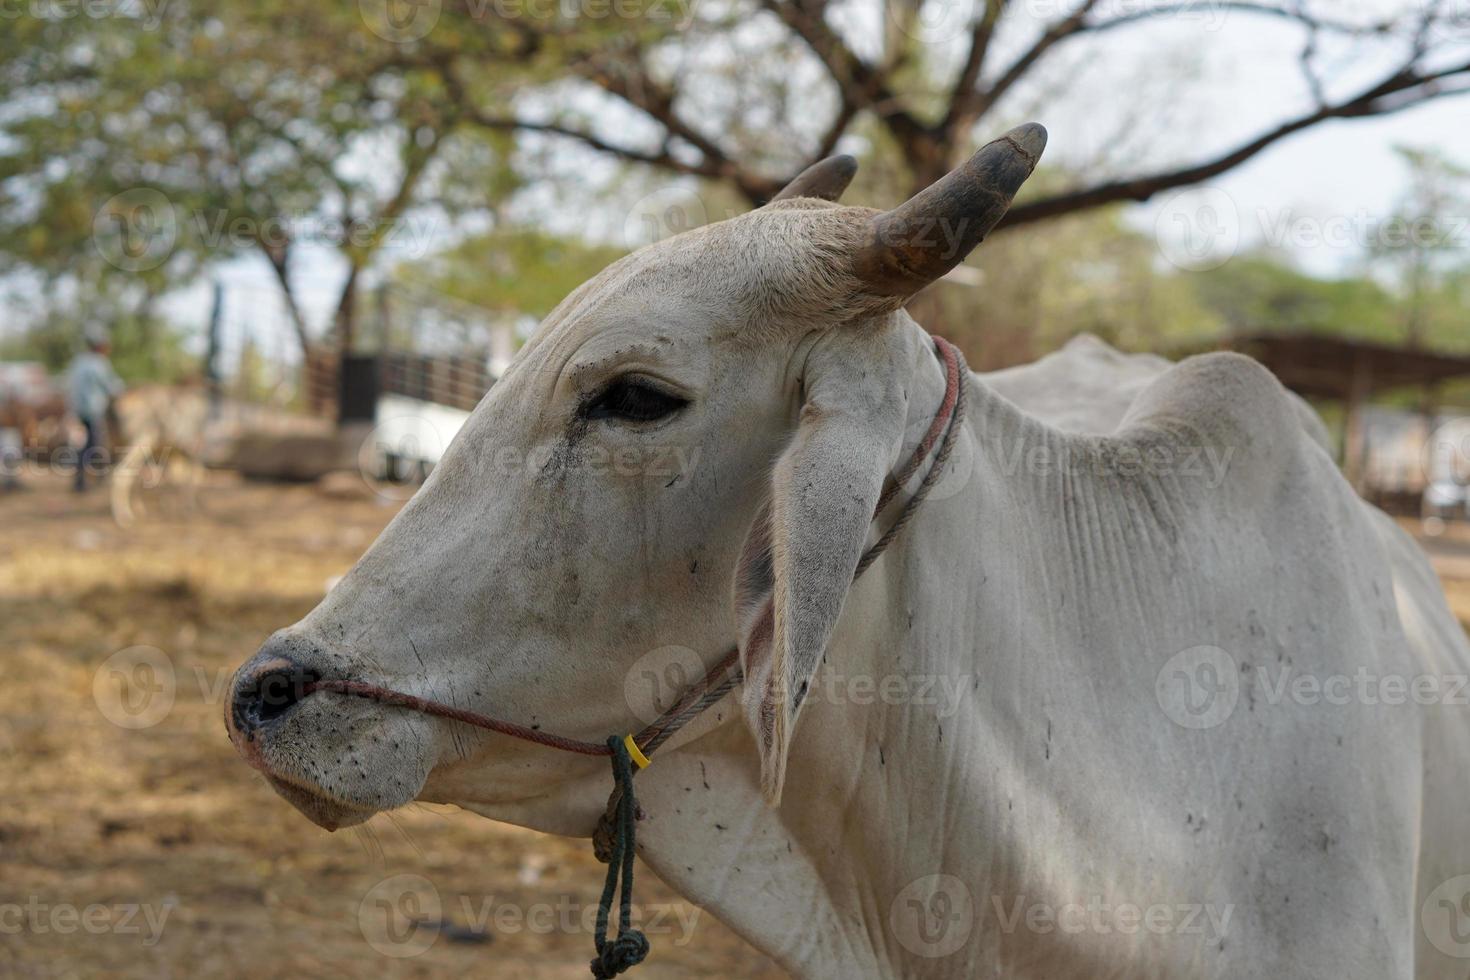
[300,333,967,977]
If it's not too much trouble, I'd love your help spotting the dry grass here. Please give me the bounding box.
[0,471,783,979]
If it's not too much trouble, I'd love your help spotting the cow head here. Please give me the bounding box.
[226,124,1045,830]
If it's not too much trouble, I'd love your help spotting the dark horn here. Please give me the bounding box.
[768,154,859,203]
[853,122,1046,296]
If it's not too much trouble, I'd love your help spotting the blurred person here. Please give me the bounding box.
[0,421,20,491]
[66,327,124,492]
[0,374,21,491]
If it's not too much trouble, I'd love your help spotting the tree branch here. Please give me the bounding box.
[575,48,736,170]
[979,1,1396,120]
[942,0,1008,141]
[440,55,781,200]
[333,119,454,348]
[758,0,928,147]
[257,240,313,357]
[999,60,1470,229]
[465,108,728,177]
[979,0,1099,116]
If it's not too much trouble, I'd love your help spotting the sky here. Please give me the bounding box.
[145,0,1470,363]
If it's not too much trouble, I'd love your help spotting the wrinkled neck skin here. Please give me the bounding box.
[460,313,968,978]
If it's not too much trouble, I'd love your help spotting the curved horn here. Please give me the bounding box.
[853,122,1046,296]
[768,154,859,203]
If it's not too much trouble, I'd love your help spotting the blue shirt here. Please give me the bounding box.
[67,352,124,422]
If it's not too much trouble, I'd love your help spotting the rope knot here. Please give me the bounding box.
[590,930,649,977]
[592,736,648,977]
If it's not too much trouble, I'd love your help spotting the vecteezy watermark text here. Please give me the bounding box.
[0,898,174,947]
[992,894,1234,940]
[357,874,700,958]
[991,432,1235,487]
[1157,644,1470,730]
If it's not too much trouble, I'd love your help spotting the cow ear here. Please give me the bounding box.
[732,330,908,805]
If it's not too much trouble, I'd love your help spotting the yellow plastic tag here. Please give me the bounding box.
[623,734,651,770]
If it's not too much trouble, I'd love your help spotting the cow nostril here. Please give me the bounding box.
[233,665,320,734]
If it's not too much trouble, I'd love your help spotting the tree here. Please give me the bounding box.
[1188,253,1403,340]
[1370,146,1470,345]
[6,0,1468,375]
[393,227,628,320]
[0,4,531,359]
[419,0,1470,215]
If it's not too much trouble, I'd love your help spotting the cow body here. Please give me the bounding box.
[227,128,1470,978]
[993,335,1470,977]
[564,330,1467,978]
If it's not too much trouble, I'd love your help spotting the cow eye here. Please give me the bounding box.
[583,377,688,424]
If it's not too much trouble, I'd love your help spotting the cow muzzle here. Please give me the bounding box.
[227,650,319,747]
[225,631,431,831]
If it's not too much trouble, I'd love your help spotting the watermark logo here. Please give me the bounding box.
[1154,187,1239,272]
[624,645,710,725]
[1425,0,1470,43]
[93,645,176,729]
[89,644,247,732]
[356,412,449,501]
[93,188,177,272]
[812,669,974,717]
[889,874,975,959]
[359,874,443,957]
[359,0,441,42]
[624,186,708,248]
[1423,875,1470,957]
[1155,645,1239,730]
[889,0,974,45]
[1422,421,1470,488]
[893,408,974,503]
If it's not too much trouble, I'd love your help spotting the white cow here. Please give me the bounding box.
[228,125,1470,978]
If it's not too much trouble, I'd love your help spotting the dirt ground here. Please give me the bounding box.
[0,469,784,980]
[7,468,1470,980]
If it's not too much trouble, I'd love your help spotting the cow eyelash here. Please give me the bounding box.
[582,376,689,424]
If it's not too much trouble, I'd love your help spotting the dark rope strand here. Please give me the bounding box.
[591,737,649,978]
